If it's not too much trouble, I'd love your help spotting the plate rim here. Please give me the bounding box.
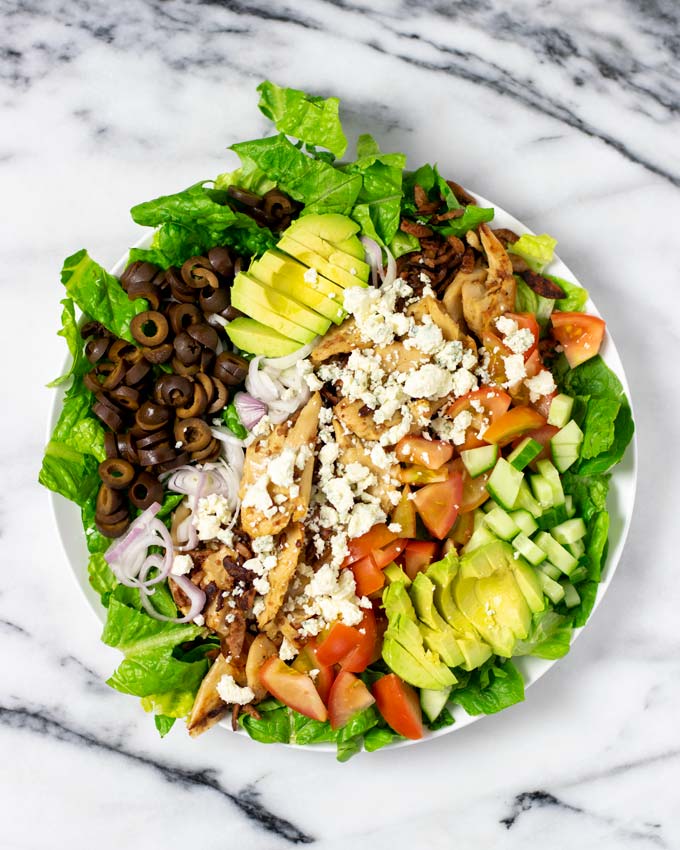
[47,191,638,752]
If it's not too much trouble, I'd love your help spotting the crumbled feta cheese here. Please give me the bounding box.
[171,554,193,576]
[451,368,478,398]
[403,364,453,399]
[325,477,354,516]
[503,353,527,386]
[279,637,298,661]
[404,319,444,354]
[193,614,205,626]
[495,316,518,337]
[348,501,386,539]
[194,493,236,543]
[303,267,318,284]
[451,410,473,445]
[524,369,556,402]
[217,675,255,706]
[268,447,297,488]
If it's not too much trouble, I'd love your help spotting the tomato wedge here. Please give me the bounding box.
[412,472,463,539]
[481,331,512,387]
[402,540,439,580]
[328,671,376,730]
[292,640,335,704]
[395,436,453,470]
[503,312,539,358]
[482,406,547,446]
[372,538,408,569]
[372,674,424,740]
[448,458,490,513]
[342,523,397,567]
[315,622,362,666]
[341,608,379,673]
[398,464,449,484]
[350,554,385,597]
[551,312,605,368]
[390,486,417,538]
[259,658,328,722]
[446,387,512,451]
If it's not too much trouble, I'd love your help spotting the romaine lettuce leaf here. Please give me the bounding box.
[514,611,573,660]
[508,233,557,272]
[154,715,176,737]
[438,205,495,238]
[48,298,89,388]
[215,154,276,196]
[548,273,589,312]
[60,250,148,343]
[453,659,524,715]
[88,552,117,598]
[257,81,347,158]
[561,471,610,523]
[102,586,208,699]
[363,726,396,752]
[231,134,362,215]
[346,134,406,245]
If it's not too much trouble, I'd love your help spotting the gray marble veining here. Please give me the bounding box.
[1,1,678,847]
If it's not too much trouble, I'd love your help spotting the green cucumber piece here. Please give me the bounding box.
[507,437,542,471]
[551,517,587,545]
[566,539,585,559]
[538,571,565,604]
[547,393,574,428]
[484,506,520,541]
[568,564,588,584]
[462,524,497,554]
[530,474,554,508]
[551,420,584,472]
[533,531,578,576]
[562,582,581,608]
[460,444,498,477]
[420,687,452,723]
[514,479,543,519]
[512,532,546,567]
[486,459,524,511]
[538,561,562,581]
[509,509,538,537]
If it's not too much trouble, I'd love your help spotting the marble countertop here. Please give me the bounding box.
[2,1,678,846]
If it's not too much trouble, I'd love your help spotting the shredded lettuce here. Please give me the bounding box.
[256,81,347,159]
[508,233,557,272]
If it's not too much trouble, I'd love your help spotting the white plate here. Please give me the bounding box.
[48,193,637,751]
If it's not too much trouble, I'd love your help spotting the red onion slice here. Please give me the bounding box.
[262,341,316,371]
[234,391,267,430]
[360,236,382,287]
[246,356,282,403]
[383,243,397,288]
[139,573,206,624]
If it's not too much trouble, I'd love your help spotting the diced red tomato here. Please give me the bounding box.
[524,349,543,378]
[372,674,424,740]
[350,554,385,597]
[395,436,453,470]
[398,464,449,485]
[372,539,408,569]
[551,312,605,368]
[482,406,547,446]
[512,423,559,464]
[315,622,362,666]
[292,640,335,704]
[341,608,379,673]
[448,510,476,548]
[448,458,490,513]
[328,671,376,730]
[533,391,556,419]
[481,331,513,387]
[412,472,463,539]
[259,658,328,722]
[446,387,512,451]
[342,523,398,567]
[402,540,439,580]
[503,312,539,358]
[390,486,417,538]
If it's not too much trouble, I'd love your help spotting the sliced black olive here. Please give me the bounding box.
[208,247,234,279]
[165,266,196,303]
[96,515,130,538]
[130,311,169,346]
[109,385,141,411]
[191,438,221,462]
[92,398,125,432]
[129,472,163,510]
[199,286,230,314]
[174,417,212,452]
[135,401,171,431]
[176,382,208,419]
[154,374,194,408]
[187,322,218,351]
[226,185,261,208]
[126,278,161,309]
[85,337,110,365]
[173,331,202,366]
[96,482,124,517]
[99,457,135,489]
[141,343,174,364]
[168,302,201,335]
[206,376,228,414]
[137,443,176,467]
[213,351,248,386]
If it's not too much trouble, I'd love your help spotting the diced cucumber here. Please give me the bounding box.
[533,531,578,576]
[420,686,452,723]
[486,459,524,510]
[473,508,489,528]
[551,420,584,473]
[535,503,570,531]
[514,479,543,519]
[460,444,498,478]
[537,561,562,580]
[509,509,538,537]
[482,500,495,514]
[484,506,520,541]
[530,474,554,508]
[536,460,565,506]
[547,393,574,428]
[551,517,587,545]
[565,494,575,518]
[537,571,565,604]
[569,564,588,584]
[566,539,585,559]
[562,582,581,608]
[462,524,497,553]
[507,437,542,471]
[512,532,546,567]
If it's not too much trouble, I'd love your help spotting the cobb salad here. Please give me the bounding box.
[41,82,634,760]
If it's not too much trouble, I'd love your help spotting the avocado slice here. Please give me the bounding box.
[509,556,546,614]
[232,273,331,338]
[383,581,416,620]
[249,251,346,325]
[278,235,368,290]
[383,562,411,587]
[282,229,370,281]
[454,575,517,657]
[383,615,457,689]
[230,279,317,345]
[418,622,465,668]
[253,248,346,302]
[287,212,360,244]
[225,317,300,358]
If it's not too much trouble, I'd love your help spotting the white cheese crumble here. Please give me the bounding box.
[279,637,298,661]
[193,493,236,545]
[403,364,453,400]
[171,554,193,576]
[216,674,255,706]
[502,353,527,387]
[297,564,368,637]
[303,267,318,284]
[525,369,556,402]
